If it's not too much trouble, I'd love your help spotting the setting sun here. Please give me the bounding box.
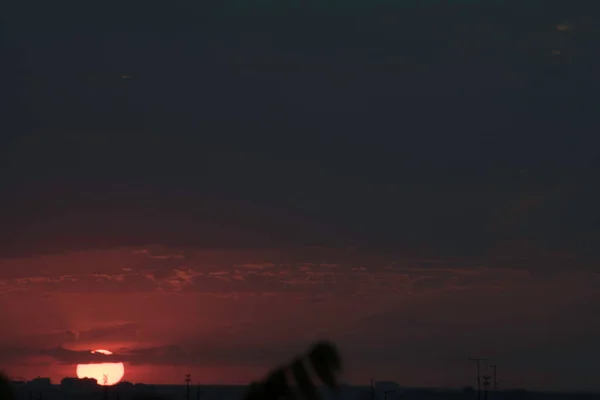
[76,349,125,386]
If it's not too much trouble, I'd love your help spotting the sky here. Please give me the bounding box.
[1,0,600,392]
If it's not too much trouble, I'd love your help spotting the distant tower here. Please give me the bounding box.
[469,357,489,400]
[103,375,109,400]
[482,375,491,400]
[489,364,497,393]
[185,374,192,400]
[370,378,375,400]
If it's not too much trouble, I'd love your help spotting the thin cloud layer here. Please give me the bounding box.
[1,245,599,389]
[1,245,592,296]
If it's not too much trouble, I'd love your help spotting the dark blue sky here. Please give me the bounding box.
[2,1,598,256]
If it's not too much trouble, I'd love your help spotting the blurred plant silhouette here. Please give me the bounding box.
[132,395,167,400]
[243,340,343,400]
[1,372,14,400]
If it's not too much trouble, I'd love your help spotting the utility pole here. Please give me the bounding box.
[103,374,109,400]
[469,357,489,400]
[185,374,192,400]
[482,375,491,400]
[370,378,375,400]
[489,364,497,393]
[196,384,202,400]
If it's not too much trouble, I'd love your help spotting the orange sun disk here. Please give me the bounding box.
[76,349,125,386]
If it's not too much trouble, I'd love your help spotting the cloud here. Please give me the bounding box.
[131,247,185,260]
[2,341,312,369]
[62,323,140,343]
[0,245,596,299]
[236,263,276,270]
[43,347,119,365]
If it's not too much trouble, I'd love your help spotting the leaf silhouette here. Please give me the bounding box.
[244,381,267,400]
[307,341,342,390]
[0,372,13,400]
[264,367,293,400]
[243,340,343,400]
[291,357,318,400]
[132,396,170,400]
